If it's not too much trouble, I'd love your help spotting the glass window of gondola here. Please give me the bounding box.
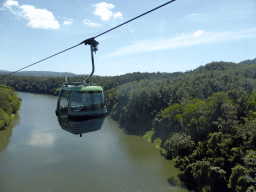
[58,90,72,115]
[70,91,104,111]
[92,91,104,110]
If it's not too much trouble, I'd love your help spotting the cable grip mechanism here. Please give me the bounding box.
[81,38,99,54]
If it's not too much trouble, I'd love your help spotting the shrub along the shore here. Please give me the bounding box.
[0,84,21,130]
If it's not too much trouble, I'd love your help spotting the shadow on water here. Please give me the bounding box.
[167,176,179,186]
[168,176,193,192]
[0,114,20,153]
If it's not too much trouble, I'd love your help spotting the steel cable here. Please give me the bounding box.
[2,0,176,78]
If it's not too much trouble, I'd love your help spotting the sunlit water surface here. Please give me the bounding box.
[0,92,188,192]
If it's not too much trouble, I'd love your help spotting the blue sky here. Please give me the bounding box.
[0,0,256,76]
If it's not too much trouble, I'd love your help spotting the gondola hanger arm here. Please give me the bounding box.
[2,0,176,78]
[82,38,99,83]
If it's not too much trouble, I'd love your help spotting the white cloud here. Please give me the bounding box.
[3,0,18,9]
[193,30,204,37]
[3,0,60,30]
[0,7,5,11]
[3,0,18,14]
[63,19,73,26]
[83,19,102,27]
[93,2,123,21]
[113,12,122,19]
[102,28,256,58]
[19,5,60,29]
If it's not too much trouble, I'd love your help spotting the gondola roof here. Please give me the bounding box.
[72,86,103,92]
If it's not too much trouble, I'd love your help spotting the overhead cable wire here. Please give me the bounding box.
[94,0,176,38]
[3,0,176,78]
[3,44,81,77]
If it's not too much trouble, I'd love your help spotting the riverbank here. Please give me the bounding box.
[0,91,189,192]
[0,84,21,130]
[0,113,20,153]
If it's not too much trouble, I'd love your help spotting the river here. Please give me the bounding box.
[0,92,188,192]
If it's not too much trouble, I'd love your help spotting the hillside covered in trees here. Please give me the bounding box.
[0,84,21,130]
[1,59,256,191]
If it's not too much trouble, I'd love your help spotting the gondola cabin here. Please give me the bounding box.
[56,82,107,136]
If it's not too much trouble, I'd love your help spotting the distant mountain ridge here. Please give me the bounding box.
[0,70,89,77]
[0,58,255,77]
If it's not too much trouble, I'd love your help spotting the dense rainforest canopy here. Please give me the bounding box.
[0,84,21,130]
[1,59,256,191]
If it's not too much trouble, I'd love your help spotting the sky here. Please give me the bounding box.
[0,0,256,76]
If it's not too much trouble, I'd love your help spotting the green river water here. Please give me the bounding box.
[0,92,188,192]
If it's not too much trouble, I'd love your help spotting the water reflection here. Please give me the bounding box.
[28,131,55,147]
[0,114,20,153]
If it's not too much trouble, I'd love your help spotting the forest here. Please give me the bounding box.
[0,84,21,130]
[1,59,256,191]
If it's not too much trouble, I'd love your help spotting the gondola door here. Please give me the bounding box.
[57,89,72,130]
